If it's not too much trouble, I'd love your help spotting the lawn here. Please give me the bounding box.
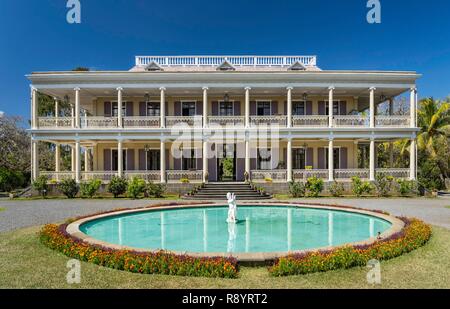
[0,226,449,289]
[11,194,181,201]
[0,208,4,212]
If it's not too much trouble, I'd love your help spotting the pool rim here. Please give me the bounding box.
[66,202,405,263]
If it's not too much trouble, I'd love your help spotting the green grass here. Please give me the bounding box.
[12,194,181,201]
[0,225,449,288]
[0,208,4,212]
[446,206,450,209]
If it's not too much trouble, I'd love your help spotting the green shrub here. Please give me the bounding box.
[375,174,394,197]
[288,181,306,198]
[180,178,190,184]
[0,168,26,193]
[146,182,166,198]
[305,176,324,197]
[58,178,79,199]
[351,176,374,197]
[107,176,128,198]
[396,179,417,196]
[329,181,344,197]
[32,175,49,198]
[80,179,102,198]
[126,177,146,199]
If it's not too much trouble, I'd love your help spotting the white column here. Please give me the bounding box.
[71,106,75,128]
[287,87,293,128]
[84,148,89,172]
[160,141,166,183]
[117,87,123,128]
[75,140,81,183]
[31,88,38,129]
[74,88,81,128]
[287,139,293,182]
[389,98,394,167]
[54,98,59,127]
[245,87,251,128]
[369,87,376,128]
[117,140,123,177]
[203,140,208,182]
[328,86,334,128]
[410,139,416,180]
[32,140,39,181]
[410,87,417,128]
[160,87,166,128]
[328,139,334,182]
[245,140,251,179]
[370,138,376,181]
[203,87,208,128]
[71,145,76,173]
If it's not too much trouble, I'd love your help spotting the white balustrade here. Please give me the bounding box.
[136,55,317,67]
[377,168,410,179]
[334,116,369,127]
[376,116,410,127]
[123,116,160,128]
[208,116,245,127]
[250,116,287,127]
[166,170,203,182]
[251,170,287,182]
[292,115,329,127]
[81,171,117,182]
[124,171,161,182]
[40,171,74,182]
[335,169,370,179]
[83,117,118,128]
[293,170,329,181]
[166,116,202,128]
[38,117,73,128]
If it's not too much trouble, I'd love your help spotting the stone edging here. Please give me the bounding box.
[66,202,405,263]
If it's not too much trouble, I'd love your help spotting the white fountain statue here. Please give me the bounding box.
[226,192,237,223]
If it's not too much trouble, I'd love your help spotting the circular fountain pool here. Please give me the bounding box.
[73,204,399,259]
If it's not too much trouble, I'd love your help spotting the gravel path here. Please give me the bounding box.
[0,197,449,232]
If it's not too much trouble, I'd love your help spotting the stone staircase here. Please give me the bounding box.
[184,182,272,200]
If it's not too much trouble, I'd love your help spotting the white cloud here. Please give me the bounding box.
[0,111,4,117]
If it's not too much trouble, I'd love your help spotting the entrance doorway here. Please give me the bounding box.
[217,144,236,182]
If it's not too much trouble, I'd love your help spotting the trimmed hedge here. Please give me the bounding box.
[39,224,238,278]
[269,218,432,276]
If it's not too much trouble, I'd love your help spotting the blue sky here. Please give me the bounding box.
[0,0,449,119]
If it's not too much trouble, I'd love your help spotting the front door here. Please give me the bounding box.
[217,144,236,182]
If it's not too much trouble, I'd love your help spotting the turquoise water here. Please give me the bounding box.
[80,206,391,253]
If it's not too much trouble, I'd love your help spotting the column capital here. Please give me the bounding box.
[116,87,123,91]
[286,86,294,91]
[202,86,209,91]
[328,86,335,91]
[30,86,37,92]
[74,87,81,91]
[410,87,417,92]
[369,87,376,91]
[244,87,251,91]
[159,87,166,91]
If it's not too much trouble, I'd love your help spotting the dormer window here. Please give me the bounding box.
[216,60,236,71]
[288,61,307,71]
[145,61,163,71]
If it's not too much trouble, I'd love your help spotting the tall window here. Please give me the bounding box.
[325,148,340,169]
[293,148,306,169]
[182,102,196,116]
[219,102,234,116]
[325,101,340,115]
[293,101,306,116]
[182,149,196,170]
[146,150,160,170]
[258,148,272,170]
[112,103,127,117]
[257,101,271,116]
[146,102,160,116]
[112,150,127,171]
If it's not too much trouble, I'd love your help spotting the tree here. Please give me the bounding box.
[0,115,31,173]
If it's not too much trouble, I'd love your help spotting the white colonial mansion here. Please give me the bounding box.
[28,55,420,189]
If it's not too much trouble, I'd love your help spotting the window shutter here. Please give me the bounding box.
[306,148,314,168]
[234,101,241,116]
[174,101,181,116]
[271,101,278,115]
[139,149,146,170]
[174,157,181,170]
[104,149,111,171]
[318,101,326,115]
[318,148,325,169]
[126,102,134,117]
[250,146,257,170]
[340,147,348,169]
[340,101,347,115]
[250,101,257,115]
[211,101,219,116]
[306,101,313,115]
[208,143,217,181]
[104,102,111,117]
[283,148,287,169]
[196,101,203,116]
[165,148,170,170]
[127,149,135,171]
[284,101,287,115]
[139,102,146,116]
[196,148,203,170]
